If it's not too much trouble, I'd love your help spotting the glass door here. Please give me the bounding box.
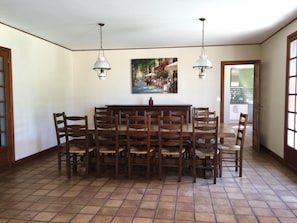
[285,31,297,171]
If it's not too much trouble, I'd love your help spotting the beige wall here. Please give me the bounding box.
[3,18,295,161]
[261,19,297,158]
[0,24,73,160]
[73,45,260,127]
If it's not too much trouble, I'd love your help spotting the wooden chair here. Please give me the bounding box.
[144,110,163,147]
[169,110,192,159]
[218,113,248,177]
[94,106,111,117]
[193,111,216,125]
[192,107,209,117]
[53,112,66,172]
[169,110,189,124]
[192,116,219,184]
[64,115,95,178]
[94,114,125,178]
[158,115,185,182]
[126,114,155,179]
[118,110,139,125]
[145,110,163,124]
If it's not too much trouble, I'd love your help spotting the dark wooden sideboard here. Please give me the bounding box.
[106,104,192,123]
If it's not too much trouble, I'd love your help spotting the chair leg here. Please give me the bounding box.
[219,152,222,177]
[178,155,182,182]
[96,153,101,178]
[66,152,71,179]
[84,154,89,177]
[159,153,162,180]
[58,147,62,172]
[203,158,207,179]
[115,153,119,179]
[239,151,243,177]
[192,155,196,183]
[235,152,239,172]
[213,157,217,184]
[146,156,150,179]
[128,154,131,179]
[73,154,77,173]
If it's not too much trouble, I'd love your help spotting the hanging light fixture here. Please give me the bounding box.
[193,18,213,79]
[93,23,111,80]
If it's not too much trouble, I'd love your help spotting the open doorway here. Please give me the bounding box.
[223,64,254,124]
[220,60,261,152]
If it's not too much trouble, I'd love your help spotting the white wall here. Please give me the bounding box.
[261,19,297,158]
[73,45,260,127]
[1,22,261,161]
[0,24,73,160]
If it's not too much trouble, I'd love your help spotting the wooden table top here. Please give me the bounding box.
[118,123,235,138]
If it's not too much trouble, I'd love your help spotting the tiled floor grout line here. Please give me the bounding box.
[191,181,197,223]
[233,170,261,223]
[1,131,297,223]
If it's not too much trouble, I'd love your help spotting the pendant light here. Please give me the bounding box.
[193,18,213,79]
[93,23,111,80]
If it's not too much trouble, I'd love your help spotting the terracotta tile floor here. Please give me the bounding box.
[1,125,297,222]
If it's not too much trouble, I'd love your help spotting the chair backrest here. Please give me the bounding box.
[94,106,112,117]
[193,111,216,125]
[126,114,151,150]
[169,110,188,124]
[63,115,90,151]
[118,110,139,125]
[235,113,248,148]
[192,116,219,154]
[192,107,209,117]
[158,115,183,150]
[94,114,119,151]
[53,112,66,145]
[145,110,163,124]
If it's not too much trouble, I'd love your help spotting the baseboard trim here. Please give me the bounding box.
[261,144,284,165]
[261,144,297,173]
[8,144,297,174]
[13,146,57,167]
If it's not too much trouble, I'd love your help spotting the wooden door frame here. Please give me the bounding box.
[284,31,297,171]
[0,46,14,168]
[220,60,261,152]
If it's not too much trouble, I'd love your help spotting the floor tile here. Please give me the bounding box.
[0,127,297,222]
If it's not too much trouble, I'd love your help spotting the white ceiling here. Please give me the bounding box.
[1,0,296,51]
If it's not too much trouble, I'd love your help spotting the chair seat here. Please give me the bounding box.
[60,142,66,148]
[69,145,95,154]
[218,144,240,151]
[130,146,154,154]
[99,146,125,154]
[160,147,185,156]
[195,148,215,157]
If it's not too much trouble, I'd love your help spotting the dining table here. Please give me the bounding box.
[117,123,235,139]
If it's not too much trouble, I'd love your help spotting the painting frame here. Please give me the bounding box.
[131,58,178,94]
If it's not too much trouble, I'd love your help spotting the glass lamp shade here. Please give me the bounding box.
[198,69,207,79]
[93,56,111,71]
[193,54,213,69]
[97,69,107,80]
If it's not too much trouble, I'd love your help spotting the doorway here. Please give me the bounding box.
[220,60,261,152]
[0,46,14,168]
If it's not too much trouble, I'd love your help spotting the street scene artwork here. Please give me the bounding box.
[131,58,178,94]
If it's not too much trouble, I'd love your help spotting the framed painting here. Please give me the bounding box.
[131,58,178,94]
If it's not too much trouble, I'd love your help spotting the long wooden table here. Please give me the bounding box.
[118,123,235,139]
